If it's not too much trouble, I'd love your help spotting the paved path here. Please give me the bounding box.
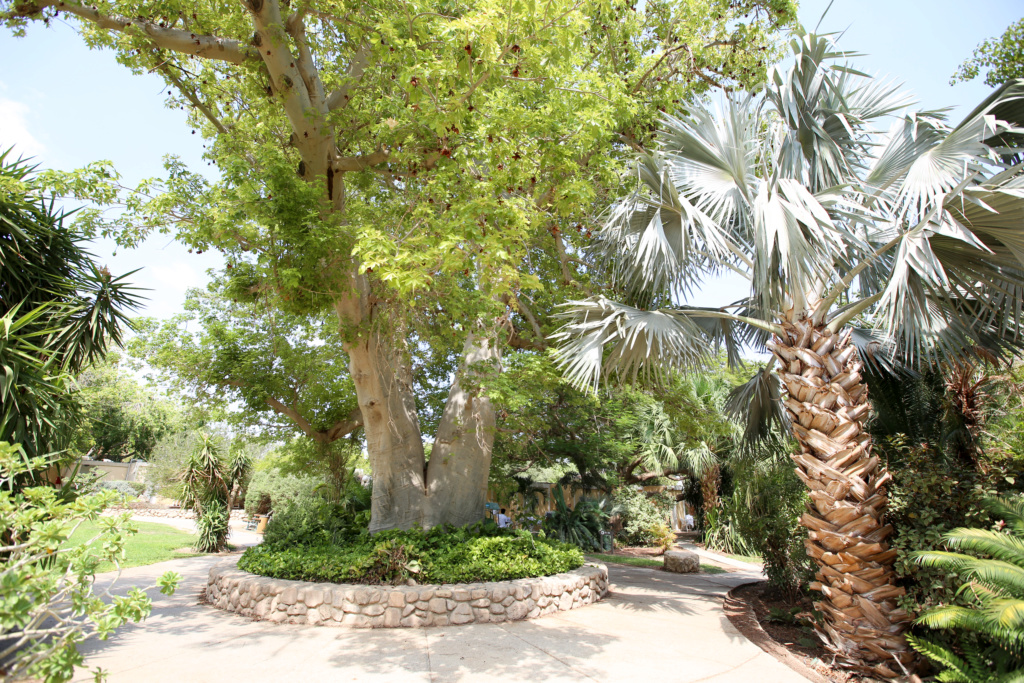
[73,555,807,683]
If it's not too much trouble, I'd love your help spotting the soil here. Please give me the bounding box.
[727,581,869,683]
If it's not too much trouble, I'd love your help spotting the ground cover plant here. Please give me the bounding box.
[65,519,198,570]
[240,523,583,585]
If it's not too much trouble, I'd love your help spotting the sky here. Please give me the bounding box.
[0,0,1020,321]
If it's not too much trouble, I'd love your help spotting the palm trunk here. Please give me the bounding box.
[771,318,913,679]
[699,464,720,530]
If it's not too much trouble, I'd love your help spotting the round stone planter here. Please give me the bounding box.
[206,557,609,628]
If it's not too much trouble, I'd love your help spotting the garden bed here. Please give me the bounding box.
[207,557,608,627]
[725,581,862,683]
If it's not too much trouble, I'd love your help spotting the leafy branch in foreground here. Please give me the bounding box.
[0,442,179,683]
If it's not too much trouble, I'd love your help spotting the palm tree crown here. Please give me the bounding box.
[552,28,1024,678]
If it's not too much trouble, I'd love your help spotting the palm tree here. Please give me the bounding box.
[552,29,1024,678]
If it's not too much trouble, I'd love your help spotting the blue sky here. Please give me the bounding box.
[0,0,1020,319]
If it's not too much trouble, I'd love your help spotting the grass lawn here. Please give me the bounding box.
[587,553,727,574]
[718,552,762,565]
[66,519,200,570]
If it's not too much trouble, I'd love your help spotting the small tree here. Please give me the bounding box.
[180,434,230,552]
[0,442,179,683]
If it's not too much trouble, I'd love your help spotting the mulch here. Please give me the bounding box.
[725,581,870,683]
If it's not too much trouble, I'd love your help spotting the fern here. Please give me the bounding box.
[911,495,1024,680]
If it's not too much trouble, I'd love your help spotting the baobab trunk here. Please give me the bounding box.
[425,332,500,528]
[345,330,429,532]
[337,283,499,531]
[770,316,913,679]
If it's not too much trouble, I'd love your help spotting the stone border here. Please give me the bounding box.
[206,557,609,628]
[723,582,830,683]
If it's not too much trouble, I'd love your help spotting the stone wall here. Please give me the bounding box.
[106,507,248,520]
[206,558,609,628]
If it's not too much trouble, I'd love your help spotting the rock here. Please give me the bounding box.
[388,592,405,608]
[506,602,528,621]
[428,597,448,614]
[363,604,386,617]
[470,598,490,608]
[471,588,488,600]
[304,589,324,608]
[402,604,416,617]
[558,593,573,611]
[453,589,471,601]
[384,607,402,627]
[664,550,700,574]
[491,586,508,602]
[450,604,473,625]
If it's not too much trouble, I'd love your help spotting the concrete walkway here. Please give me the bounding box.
[73,555,807,682]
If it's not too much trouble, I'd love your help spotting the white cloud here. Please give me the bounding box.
[150,262,204,292]
[0,98,46,158]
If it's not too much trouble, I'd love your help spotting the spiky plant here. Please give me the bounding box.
[552,28,1024,677]
[908,496,1024,682]
[180,433,230,552]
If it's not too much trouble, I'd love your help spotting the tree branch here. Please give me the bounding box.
[334,148,389,172]
[10,1,259,64]
[326,43,371,111]
[158,63,229,134]
[325,406,364,441]
[284,7,327,114]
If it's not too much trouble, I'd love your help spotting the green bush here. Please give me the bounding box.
[96,480,146,497]
[262,494,371,549]
[541,487,608,551]
[612,486,672,547]
[908,495,1024,681]
[731,458,813,597]
[239,524,584,585]
[243,468,320,516]
[886,439,1022,615]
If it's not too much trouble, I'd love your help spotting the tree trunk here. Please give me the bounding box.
[699,464,720,530]
[771,317,913,679]
[424,332,500,528]
[335,281,501,532]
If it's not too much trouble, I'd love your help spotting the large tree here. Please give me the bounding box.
[3,0,794,530]
[553,32,1024,677]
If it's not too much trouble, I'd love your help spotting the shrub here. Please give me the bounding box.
[732,458,813,597]
[96,480,146,498]
[886,439,1022,615]
[243,468,320,516]
[908,495,1024,681]
[0,442,179,683]
[180,434,230,552]
[541,488,608,551]
[612,486,672,547]
[262,497,370,549]
[238,525,584,585]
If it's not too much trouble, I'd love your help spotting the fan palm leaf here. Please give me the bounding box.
[552,23,1024,678]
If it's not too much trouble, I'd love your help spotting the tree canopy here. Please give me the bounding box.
[952,16,1024,87]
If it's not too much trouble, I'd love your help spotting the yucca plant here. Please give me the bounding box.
[180,433,230,552]
[908,496,1024,682]
[552,26,1024,677]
